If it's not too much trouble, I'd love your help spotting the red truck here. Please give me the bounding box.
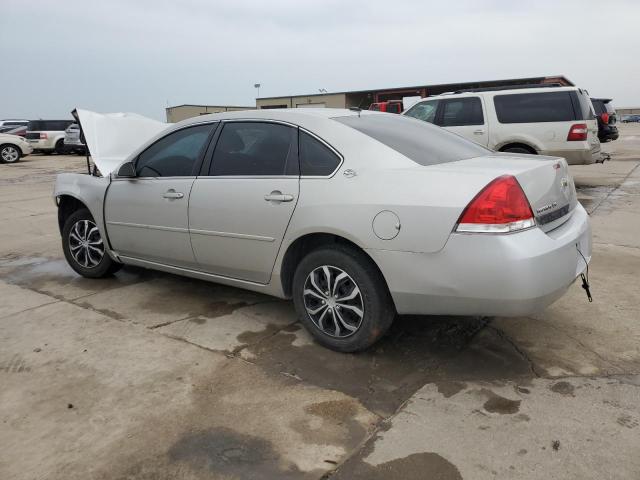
[368,100,403,114]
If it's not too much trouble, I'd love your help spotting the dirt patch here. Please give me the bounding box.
[481,389,521,414]
[436,381,467,398]
[332,452,462,480]
[550,381,575,396]
[305,399,359,423]
[167,428,303,479]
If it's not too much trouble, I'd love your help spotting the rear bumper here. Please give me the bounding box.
[368,204,592,317]
[543,147,599,165]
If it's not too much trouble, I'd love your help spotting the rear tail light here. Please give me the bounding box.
[600,112,609,124]
[567,123,587,141]
[455,175,535,234]
[39,133,48,139]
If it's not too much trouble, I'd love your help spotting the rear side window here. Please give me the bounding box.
[299,131,341,176]
[27,120,73,131]
[494,92,575,123]
[136,123,215,177]
[440,97,484,126]
[334,114,489,166]
[210,122,296,176]
[404,100,439,123]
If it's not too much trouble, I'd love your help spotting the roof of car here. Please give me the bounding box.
[414,85,581,102]
[175,108,376,127]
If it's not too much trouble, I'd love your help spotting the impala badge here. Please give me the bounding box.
[536,202,558,214]
[560,177,569,189]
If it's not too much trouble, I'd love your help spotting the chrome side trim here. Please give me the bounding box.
[106,221,188,233]
[189,229,275,242]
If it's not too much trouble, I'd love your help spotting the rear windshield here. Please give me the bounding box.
[27,120,73,131]
[575,91,595,120]
[334,114,489,166]
[591,99,606,115]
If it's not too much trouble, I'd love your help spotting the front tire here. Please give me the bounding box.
[292,245,395,352]
[62,208,122,278]
[0,144,21,163]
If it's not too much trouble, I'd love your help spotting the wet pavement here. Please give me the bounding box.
[1,142,640,479]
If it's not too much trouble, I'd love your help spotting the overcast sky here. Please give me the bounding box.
[1,0,638,120]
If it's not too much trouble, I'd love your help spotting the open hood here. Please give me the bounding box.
[73,109,168,175]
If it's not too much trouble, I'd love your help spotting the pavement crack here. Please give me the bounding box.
[488,324,541,378]
[591,162,640,215]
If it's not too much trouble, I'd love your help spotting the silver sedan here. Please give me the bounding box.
[54,108,591,352]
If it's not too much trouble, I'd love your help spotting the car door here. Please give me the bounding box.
[189,121,299,283]
[104,122,217,268]
[436,97,489,147]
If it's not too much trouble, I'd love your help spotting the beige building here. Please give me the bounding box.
[256,75,572,110]
[166,75,574,120]
[617,107,640,116]
[166,104,254,123]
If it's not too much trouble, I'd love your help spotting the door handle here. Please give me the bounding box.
[264,191,294,203]
[162,190,184,199]
[473,129,485,135]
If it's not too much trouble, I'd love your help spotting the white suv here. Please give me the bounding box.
[403,86,601,164]
[25,120,74,154]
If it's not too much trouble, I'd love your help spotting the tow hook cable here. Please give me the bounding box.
[576,243,592,303]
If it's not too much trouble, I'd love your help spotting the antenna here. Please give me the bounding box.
[349,107,362,117]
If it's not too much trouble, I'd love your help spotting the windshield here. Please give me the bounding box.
[333,114,489,166]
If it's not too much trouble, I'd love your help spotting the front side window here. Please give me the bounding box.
[494,92,576,123]
[136,123,215,177]
[440,97,484,126]
[210,122,295,176]
[299,131,341,176]
[404,100,439,123]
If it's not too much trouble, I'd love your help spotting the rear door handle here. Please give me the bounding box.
[473,129,485,135]
[162,190,184,199]
[264,191,294,203]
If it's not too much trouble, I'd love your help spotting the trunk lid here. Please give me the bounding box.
[451,154,577,232]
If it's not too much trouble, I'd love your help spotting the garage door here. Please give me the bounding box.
[295,103,326,108]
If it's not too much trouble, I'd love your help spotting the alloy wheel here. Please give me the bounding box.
[68,219,104,268]
[302,265,364,338]
[1,146,19,163]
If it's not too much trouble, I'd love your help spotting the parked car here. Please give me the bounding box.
[0,119,29,129]
[25,119,74,154]
[369,100,403,113]
[403,85,601,165]
[0,125,27,137]
[63,123,87,154]
[0,133,33,163]
[621,114,640,123]
[54,109,591,352]
[590,98,619,142]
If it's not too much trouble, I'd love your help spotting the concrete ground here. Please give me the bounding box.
[1,125,639,479]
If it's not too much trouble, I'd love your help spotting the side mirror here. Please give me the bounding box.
[117,161,136,178]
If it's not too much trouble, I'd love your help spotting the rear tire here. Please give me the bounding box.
[502,146,535,155]
[62,208,122,278]
[0,144,21,163]
[292,244,395,352]
[55,140,66,155]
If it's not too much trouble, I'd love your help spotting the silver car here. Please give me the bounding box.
[54,109,592,352]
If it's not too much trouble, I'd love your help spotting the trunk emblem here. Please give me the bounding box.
[536,202,558,214]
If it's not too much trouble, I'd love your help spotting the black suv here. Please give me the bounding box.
[591,98,619,142]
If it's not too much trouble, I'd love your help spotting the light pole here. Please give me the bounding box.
[254,83,261,99]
